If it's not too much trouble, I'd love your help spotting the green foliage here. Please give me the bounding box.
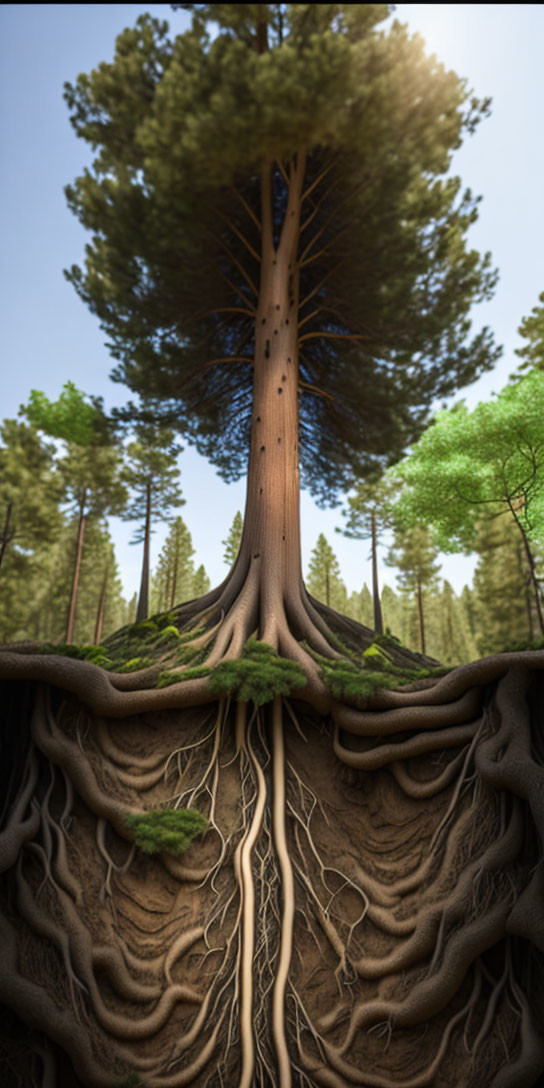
[150,516,196,613]
[223,511,243,568]
[208,640,306,705]
[319,648,447,701]
[125,808,208,855]
[306,534,347,611]
[157,665,210,687]
[392,370,544,552]
[25,382,102,447]
[513,290,544,375]
[64,6,499,501]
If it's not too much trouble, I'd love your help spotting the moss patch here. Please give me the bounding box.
[125,809,209,856]
[208,640,307,706]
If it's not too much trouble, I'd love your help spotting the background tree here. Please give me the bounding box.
[121,422,183,621]
[471,510,542,654]
[306,533,347,612]
[337,473,397,633]
[344,583,374,628]
[63,3,499,653]
[150,515,196,612]
[223,511,244,569]
[392,369,544,635]
[0,418,61,579]
[513,290,544,374]
[24,384,127,641]
[386,525,441,655]
[192,563,211,598]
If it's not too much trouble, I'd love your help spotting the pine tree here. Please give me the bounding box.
[471,511,541,654]
[121,423,184,621]
[223,512,244,569]
[337,474,396,633]
[150,516,196,612]
[344,583,374,628]
[192,564,211,598]
[306,534,347,612]
[386,526,441,655]
[513,291,544,375]
[63,4,499,644]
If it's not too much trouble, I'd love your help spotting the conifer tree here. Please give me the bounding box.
[386,526,441,655]
[0,419,61,578]
[513,290,544,375]
[63,4,499,647]
[344,583,374,628]
[337,474,396,633]
[192,563,211,598]
[471,510,541,654]
[150,515,195,612]
[121,423,183,621]
[223,511,244,569]
[306,534,347,612]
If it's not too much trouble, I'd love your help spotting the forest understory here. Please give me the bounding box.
[1,589,543,1088]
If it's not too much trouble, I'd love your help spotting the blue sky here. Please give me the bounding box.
[1,4,543,600]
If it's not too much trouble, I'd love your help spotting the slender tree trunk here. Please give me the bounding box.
[66,494,86,643]
[94,560,109,645]
[371,511,384,635]
[507,499,544,635]
[325,564,330,608]
[136,483,152,623]
[416,577,425,655]
[0,501,13,574]
[236,156,306,637]
[170,527,179,609]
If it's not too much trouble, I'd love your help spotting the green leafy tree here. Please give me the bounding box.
[223,511,244,569]
[392,369,544,635]
[63,4,499,643]
[306,534,347,612]
[24,384,127,641]
[337,474,397,634]
[122,423,184,621]
[0,418,61,580]
[386,526,441,655]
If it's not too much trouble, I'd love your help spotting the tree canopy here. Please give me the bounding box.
[64,4,499,503]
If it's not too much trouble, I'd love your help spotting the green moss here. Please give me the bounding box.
[362,642,391,665]
[155,624,181,643]
[117,657,153,673]
[207,640,306,705]
[156,665,211,688]
[319,648,449,701]
[126,809,209,855]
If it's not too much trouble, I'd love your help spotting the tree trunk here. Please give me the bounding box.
[325,564,330,608]
[371,510,384,635]
[236,157,306,640]
[136,483,152,623]
[507,499,544,636]
[170,527,179,610]
[94,561,109,645]
[66,494,86,644]
[416,577,426,655]
[0,501,13,574]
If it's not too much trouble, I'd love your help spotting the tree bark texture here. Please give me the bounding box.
[65,493,86,643]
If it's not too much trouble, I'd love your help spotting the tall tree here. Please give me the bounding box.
[223,511,244,569]
[392,369,544,635]
[306,534,347,612]
[63,4,499,652]
[0,419,61,578]
[151,515,196,612]
[386,525,441,655]
[337,474,396,634]
[471,510,541,654]
[121,423,184,621]
[192,563,211,598]
[24,384,127,641]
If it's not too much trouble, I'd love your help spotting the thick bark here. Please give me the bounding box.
[65,493,86,644]
[371,511,384,635]
[136,483,152,623]
[235,155,306,642]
